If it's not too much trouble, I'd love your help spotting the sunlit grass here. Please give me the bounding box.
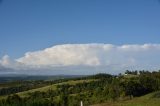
[92,91,160,106]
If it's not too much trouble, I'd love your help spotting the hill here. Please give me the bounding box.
[92,91,160,106]
[0,72,160,106]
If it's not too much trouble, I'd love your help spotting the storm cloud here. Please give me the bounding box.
[0,44,160,75]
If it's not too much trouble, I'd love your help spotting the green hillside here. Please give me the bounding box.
[92,91,160,106]
[0,79,96,99]
[0,71,160,106]
[16,79,95,97]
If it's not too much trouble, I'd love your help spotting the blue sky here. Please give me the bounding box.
[0,0,160,58]
[0,0,160,75]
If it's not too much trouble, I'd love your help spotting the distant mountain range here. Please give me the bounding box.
[0,74,85,83]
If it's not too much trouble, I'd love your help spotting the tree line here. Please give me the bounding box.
[0,70,160,106]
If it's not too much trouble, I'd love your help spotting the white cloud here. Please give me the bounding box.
[17,44,105,66]
[0,43,160,75]
[0,55,11,66]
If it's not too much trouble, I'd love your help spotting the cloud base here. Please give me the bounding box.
[0,43,160,75]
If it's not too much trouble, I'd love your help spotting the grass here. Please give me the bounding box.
[0,79,96,99]
[91,91,160,106]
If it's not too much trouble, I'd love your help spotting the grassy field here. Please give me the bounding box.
[92,91,160,106]
[0,79,96,99]
[18,79,95,95]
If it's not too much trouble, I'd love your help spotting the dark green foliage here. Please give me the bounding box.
[125,70,138,75]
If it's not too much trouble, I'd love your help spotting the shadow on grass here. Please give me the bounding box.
[151,92,160,98]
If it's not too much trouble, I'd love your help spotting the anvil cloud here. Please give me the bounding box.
[0,44,160,75]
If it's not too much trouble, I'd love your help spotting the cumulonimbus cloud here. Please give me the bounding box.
[0,43,160,74]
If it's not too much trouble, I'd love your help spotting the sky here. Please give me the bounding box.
[0,0,160,75]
